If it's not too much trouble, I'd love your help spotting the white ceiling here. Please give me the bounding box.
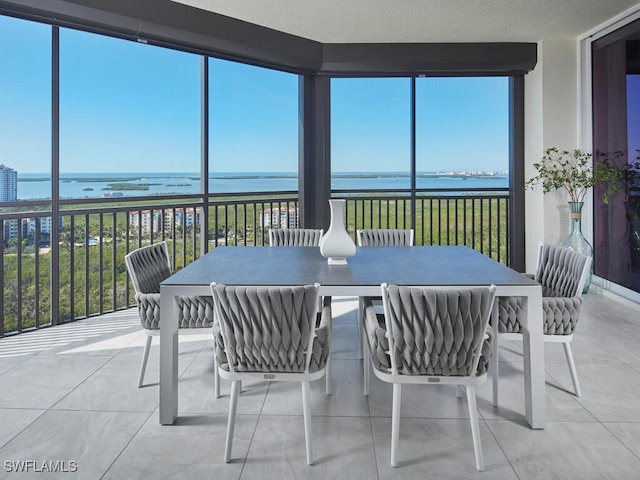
[171,0,639,43]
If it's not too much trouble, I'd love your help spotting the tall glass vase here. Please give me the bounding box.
[561,201,593,293]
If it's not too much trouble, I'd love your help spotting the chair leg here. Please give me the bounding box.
[390,383,402,467]
[224,380,240,463]
[363,334,370,396]
[491,303,500,407]
[326,356,332,395]
[456,385,464,398]
[214,367,221,399]
[357,298,364,359]
[301,381,313,465]
[563,342,581,397]
[466,385,484,471]
[138,335,152,388]
[212,341,221,398]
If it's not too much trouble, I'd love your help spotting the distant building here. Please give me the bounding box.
[129,208,202,235]
[0,164,17,202]
[263,206,298,229]
[3,216,63,240]
[26,217,62,235]
[3,219,19,240]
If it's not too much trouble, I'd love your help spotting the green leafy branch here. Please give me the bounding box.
[526,147,626,204]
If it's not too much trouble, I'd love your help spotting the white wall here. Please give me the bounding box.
[524,38,579,271]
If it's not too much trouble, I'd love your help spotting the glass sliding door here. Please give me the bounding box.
[592,18,640,294]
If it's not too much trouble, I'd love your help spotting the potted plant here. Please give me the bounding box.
[526,147,624,292]
[526,147,624,204]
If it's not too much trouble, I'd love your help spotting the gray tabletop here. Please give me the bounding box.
[161,245,536,288]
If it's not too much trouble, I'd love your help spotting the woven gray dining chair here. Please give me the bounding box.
[356,228,414,371]
[493,243,591,398]
[268,228,324,246]
[362,284,496,470]
[356,228,414,247]
[125,241,223,394]
[210,282,331,465]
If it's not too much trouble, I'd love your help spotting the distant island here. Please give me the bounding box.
[102,183,162,191]
[14,171,509,201]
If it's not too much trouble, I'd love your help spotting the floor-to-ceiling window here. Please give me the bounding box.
[592,17,640,295]
[59,29,201,199]
[207,58,299,243]
[330,75,510,259]
[416,76,509,258]
[0,16,51,202]
[331,78,412,189]
[415,77,509,187]
[208,58,298,193]
[0,15,52,332]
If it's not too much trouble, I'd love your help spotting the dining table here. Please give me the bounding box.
[159,245,544,428]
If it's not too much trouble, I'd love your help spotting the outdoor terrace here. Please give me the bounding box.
[1,293,640,479]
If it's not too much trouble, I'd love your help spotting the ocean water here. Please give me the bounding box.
[16,172,508,200]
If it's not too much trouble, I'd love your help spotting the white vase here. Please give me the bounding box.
[319,199,357,265]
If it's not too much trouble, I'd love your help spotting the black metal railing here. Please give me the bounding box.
[1,189,508,336]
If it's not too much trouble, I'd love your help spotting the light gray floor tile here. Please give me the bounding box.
[0,410,149,480]
[330,296,359,325]
[628,363,640,375]
[0,354,33,375]
[42,314,142,356]
[0,354,110,409]
[578,295,640,363]
[1,293,639,480]
[367,376,482,420]
[103,413,253,480]
[261,359,370,417]
[495,331,615,365]
[240,415,378,480]
[604,422,640,459]
[478,362,596,422]
[52,356,158,412]
[52,337,203,412]
[0,409,45,449]
[487,420,640,480]
[177,347,269,416]
[371,417,518,479]
[555,361,640,422]
[331,324,361,359]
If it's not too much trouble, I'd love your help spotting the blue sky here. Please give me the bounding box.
[1,14,510,175]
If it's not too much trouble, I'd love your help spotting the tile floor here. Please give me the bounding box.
[1,293,640,479]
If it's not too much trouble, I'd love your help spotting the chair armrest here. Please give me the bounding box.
[476,325,494,376]
[542,296,582,335]
[175,295,214,328]
[309,297,332,373]
[212,320,228,370]
[135,292,161,329]
[497,296,523,333]
[362,297,391,372]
